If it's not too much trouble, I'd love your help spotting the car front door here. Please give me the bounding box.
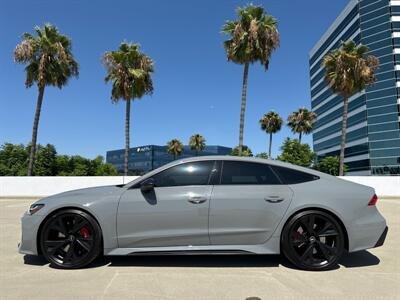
[209,160,293,245]
[117,160,215,248]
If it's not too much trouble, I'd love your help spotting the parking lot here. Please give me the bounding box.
[0,198,399,300]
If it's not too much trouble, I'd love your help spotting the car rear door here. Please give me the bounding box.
[209,160,293,245]
[117,160,215,248]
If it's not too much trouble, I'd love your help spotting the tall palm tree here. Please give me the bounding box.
[259,111,283,158]
[287,108,317,143]
[323,41,378,175]
[14,23,79,176]
[103,42,154,176]
[167,139,184,160]
[189,134,206,156]
[222,4,279,154]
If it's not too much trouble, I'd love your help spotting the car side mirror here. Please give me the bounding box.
[140,178,155,193]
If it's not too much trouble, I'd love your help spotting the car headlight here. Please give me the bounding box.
[29,204,45,215]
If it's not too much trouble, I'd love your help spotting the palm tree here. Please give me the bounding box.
[323,41,379,175]
[189,134,206,156]
[259,111,283,158]
[103,42,154,176]
[167,139,184,160]
[14,23,79,176]
[222,4,279,154]
[287,108,317,143]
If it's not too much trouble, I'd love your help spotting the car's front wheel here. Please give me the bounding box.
[40,209,102,269]
[281,210,344,271]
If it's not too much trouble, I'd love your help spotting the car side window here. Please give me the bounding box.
[151,161,215,187]
[271,165,319,184]
[221,161,281,185]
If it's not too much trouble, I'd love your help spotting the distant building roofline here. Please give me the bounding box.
[106,144,232,154]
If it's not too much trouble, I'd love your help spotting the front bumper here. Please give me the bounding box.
[374,226,388,248]
[18,212,43,255]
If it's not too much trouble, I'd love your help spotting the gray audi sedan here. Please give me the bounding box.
[19,156,387,271]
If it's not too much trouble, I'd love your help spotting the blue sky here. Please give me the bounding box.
[0,0,349,158]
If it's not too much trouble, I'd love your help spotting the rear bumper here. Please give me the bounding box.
[374,226,388,248]
[348,205,387,252]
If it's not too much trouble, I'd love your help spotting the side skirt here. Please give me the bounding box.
[129,250,253,256]
[104,236,281,256]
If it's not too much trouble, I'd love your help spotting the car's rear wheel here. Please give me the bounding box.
[40,209,102,269]
[281,210,344,271]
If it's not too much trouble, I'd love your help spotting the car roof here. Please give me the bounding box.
[124,155,332,188]
[174,155,328,175]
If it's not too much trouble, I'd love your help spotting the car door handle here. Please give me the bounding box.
[265,196,284,203]
[188,196,207,204]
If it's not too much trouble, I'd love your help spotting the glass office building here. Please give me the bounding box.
[106,145,232,174]
[310,0,400,175]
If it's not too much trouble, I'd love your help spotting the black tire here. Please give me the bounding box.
[40,209,102,269]
[281,210,344,271]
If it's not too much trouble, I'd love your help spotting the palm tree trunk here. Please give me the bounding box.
[124,99,131,176]
[339,96,349,176]
[27,85,45,176]
[268,133,272,158]
[299,132,302,143]
[238,62,249,154]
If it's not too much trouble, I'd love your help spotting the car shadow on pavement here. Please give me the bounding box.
[99,254,283,268]
[23,250,380,270]
[339,250,380,268]
[94,250,380,270]
[23,255,48,266]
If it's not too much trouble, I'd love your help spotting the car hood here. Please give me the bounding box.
[34,185,126,207]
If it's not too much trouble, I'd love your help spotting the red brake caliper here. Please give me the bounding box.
[79,227,90,239]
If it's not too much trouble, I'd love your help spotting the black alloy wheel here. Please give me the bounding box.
[40,209,102,269]
[281,210,344,271]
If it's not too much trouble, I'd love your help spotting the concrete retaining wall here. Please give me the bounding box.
[339,176,399,198]
[0,176,398,198]
[0,176,139,197]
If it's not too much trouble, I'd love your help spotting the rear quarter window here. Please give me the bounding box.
[271,166,319,184]
[221,161,281,185]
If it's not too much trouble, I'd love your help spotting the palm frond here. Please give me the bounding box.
[323,40,379,96]
[259,111,283,134]
[287,108,317,135]
[189,134,206,152]
[222,4,279,69]
[14,23,79,89]
[102,42,154,102]
[167,139,184,156]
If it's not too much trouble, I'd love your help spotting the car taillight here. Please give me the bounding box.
[368,194,378,206]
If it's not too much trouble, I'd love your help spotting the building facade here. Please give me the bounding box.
[106,145,232,174]
[310,0,400,175]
